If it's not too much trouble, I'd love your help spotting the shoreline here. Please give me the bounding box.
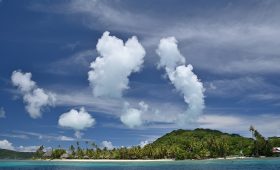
[48,159,175,162]
[38,156,254,162]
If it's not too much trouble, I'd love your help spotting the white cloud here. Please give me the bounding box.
[47,49,95,75]
[156,37,185,70]
[156,37,205,125]
[11,71,56,118]
[11,71,36,92]
[0,139,14,150]
[197,113,280,138]
[0,107,5,118]
[88,31,146,98]
[17,145,40,152]
[12,131,76,142]
[58,136,76,141]
[139,140,150,148]
[120,101,148,128]
[58,107,95,138]
[0,139,52,152]
[198,115,242,129]
[121,108,142,129]
[101,140,114,150]
[74,131,84,139]
[32,1,280,75]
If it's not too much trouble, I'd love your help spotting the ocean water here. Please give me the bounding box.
[0,158,280,170]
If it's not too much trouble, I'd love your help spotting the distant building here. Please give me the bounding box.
[43,151,52,158]
[60,153,70,159]
[272,147,280,153]
[83,155,89,159]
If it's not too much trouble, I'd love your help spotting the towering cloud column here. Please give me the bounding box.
[88,31,146,98]
[156,37,205,124]
[88,31,146,128]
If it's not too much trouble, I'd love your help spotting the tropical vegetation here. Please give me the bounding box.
[34,127,280,160]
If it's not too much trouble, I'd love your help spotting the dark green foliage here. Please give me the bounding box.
[0,149,34,159]
[268,137,280,147]
[35,145,44,158]
[146,128,254,160]
[33,128,277,160]
[51,149,66,159]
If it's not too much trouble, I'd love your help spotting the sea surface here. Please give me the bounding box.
[0,158,280,170]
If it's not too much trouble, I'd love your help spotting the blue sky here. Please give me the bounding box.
[1,0,280,152]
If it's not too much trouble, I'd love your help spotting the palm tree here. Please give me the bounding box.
[69,145,75,156]
[249,125,255,139]
[91,142,98,150]
[76,141,80,147]
[249,125,259,157]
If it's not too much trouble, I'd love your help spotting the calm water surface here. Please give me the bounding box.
[0,158,280,170]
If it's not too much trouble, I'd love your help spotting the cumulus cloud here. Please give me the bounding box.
[101,140,114,150]
[156,37,205,124]
[120,101,148,128]
[139,140,150,148]
[0,107,5,118]
[11,71,56,118]
[58,107,95,138]
[156,37,185,70]
[88,31,146,98]
[0,139,14,150]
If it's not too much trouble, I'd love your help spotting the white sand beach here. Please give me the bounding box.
[49,159,174,162]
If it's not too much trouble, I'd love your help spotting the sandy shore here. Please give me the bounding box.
[48,159,174,162]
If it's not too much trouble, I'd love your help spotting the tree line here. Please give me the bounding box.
[35,127,280,160]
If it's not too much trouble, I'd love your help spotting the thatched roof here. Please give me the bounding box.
[83,155,89,159]
[43,151,52,157]
[60,153,70,159]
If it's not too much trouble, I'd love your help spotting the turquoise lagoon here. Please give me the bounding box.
[0,158,280,170]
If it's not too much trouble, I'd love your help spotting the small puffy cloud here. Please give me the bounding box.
[58,136,75,141]
[88,31,146,98]
[58,107,95,138]
[11,71,36,92]
[0,139,14,150]
[101,140,114,150]
[156,37,205,124]
[0,107,5,118]
[120,101,148,128]
[121,108,142,128]
[11,71,56,118]
[74,131,84,139]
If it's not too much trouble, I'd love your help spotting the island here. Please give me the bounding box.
[1,127,280,160]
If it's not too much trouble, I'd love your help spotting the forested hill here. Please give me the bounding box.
[144,128,276,159]
[0,149,34,159]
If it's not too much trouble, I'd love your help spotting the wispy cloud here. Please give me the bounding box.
[30,0,280,75]
[45,49,96,75]
[13,131,76,142]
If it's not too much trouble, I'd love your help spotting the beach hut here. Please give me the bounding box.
[60,153,70,159]
[43,151,52,158]
[272,147,280,153]
[83,155,89,159]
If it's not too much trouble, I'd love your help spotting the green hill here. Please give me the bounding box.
[143,128,257,159]
[0,149,34,159]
